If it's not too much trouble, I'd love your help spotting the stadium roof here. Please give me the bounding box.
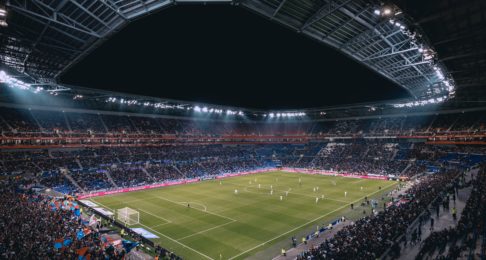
[395,0,486,105]
[0,0,459,104]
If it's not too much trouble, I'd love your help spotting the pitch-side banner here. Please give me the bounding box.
[77,168,277,199]
[281,168,388,180]
[77,179,200,199]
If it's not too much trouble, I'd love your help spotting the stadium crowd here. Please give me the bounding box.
[416,166,486,259]
[1,106,486,137]
[1,106,486,260]
[1,141,485,194]
[0,179,124,259]
[297,169,462,260]
[0,178,181,260]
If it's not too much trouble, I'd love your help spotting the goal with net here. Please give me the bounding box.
[117,207,140,226]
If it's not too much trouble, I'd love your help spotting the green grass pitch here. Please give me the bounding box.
[90,171,397,260]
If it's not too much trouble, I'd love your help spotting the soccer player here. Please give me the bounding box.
[270,190,273,195]
[315,197,319,203]
[345,191,347,197]
[258,184,261,189]
[234,189,238,195]
[280,195,283,201]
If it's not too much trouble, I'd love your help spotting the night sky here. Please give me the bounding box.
[60,4,409,110]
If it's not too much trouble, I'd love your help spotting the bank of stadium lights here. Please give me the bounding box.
[374,4,456,100]
[373,5,399,17]
[393,96,447,108]
[267,112,306,118]
[193,106,243,116]
[0,6,7,27]
[226,110,241,115]
[0,70,33,90]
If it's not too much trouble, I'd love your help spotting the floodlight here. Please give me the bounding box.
[373,9,380,15]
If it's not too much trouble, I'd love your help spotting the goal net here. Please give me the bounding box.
[117,207,140,226]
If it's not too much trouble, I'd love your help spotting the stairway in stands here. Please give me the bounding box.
[60,169,86,193]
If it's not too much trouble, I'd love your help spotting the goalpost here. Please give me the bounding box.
[117,207,140,226]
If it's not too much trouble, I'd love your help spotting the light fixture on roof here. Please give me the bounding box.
[382,8,392,16]
[0,6,7,27]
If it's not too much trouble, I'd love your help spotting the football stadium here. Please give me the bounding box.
[1,1,486,260]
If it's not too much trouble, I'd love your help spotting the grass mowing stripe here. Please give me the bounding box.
[136,207,172,223]
[227,181,397,260]
[153,195,237,222]
[150,222,172,228]
[177,220,237,241]
[227,181,350,204]
[89,172,396,259]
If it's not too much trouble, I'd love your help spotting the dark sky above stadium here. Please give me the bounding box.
[61,4,409,110]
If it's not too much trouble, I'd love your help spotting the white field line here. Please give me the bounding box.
[175,201,207,211]
[138,223,215,260]
[177,220,237,241]
[154,196,237,222]
[90,198,113,210]
[137,208,172,223]
[228,181,397,260]
[149,222,171,228]
[350,179,368,184]
[93,197,150,208]
[92,198,215,260]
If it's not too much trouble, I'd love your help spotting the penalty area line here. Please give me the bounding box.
[177,220,237,241]
[154,196,237,222]
[137,208,172,224]
[138,223,216,260]
[92,198,215,260]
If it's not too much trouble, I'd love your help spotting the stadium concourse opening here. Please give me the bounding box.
[1,1,486,260]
